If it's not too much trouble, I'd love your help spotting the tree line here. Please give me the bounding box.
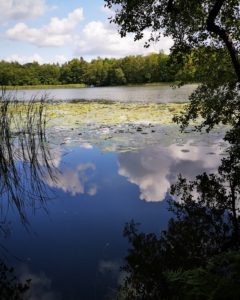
[0,51,199,87]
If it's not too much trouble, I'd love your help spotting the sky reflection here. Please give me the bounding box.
[45,162,97,196]
[118,140,224,202]
[1,133,227,300]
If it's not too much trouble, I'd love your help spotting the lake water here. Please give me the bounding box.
[1,86,226,299]
[7,84,197,103]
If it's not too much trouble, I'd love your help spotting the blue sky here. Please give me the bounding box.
[0,0,173,64]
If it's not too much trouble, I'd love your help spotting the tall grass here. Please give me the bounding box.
[0,89,56,227]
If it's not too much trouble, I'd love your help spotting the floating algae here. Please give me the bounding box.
[42,101,228,153]
[46,102,188,127]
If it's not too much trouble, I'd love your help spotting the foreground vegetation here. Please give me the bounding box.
[0,94,58,299]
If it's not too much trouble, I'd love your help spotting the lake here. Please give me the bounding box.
[6,84,197,103]
[1,85,226,299]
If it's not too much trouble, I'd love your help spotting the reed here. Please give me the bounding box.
[0,88,56,227]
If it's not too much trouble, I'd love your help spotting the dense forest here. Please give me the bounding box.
[0,51,198,87]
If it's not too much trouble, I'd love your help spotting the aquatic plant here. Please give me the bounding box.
[0,90,56,227]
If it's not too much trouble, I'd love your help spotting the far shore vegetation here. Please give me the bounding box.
[1,51,201,88]
[5,83,87,90]
[4,81,188,90]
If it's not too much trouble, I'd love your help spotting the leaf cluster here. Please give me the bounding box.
[105,0,240,52]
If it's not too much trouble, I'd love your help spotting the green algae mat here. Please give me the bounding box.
[47,102,187,126]
[45,102,227,153]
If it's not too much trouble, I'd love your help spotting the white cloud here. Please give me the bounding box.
[0,0,47,23]
[6,8,84,47]
[47,9,84,35]
[5,53,44,64]
[5,9,173,58]
[5,53,70,65]
[75,21,173,58]
[52,55,68,65]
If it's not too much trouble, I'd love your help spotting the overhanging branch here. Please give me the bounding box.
[207,0,240,81]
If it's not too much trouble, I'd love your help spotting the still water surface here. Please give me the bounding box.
[4,133,226,299]
[7,84,197,103]
[1,86,226,299]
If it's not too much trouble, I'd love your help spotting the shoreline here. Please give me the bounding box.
[4,82,198,90]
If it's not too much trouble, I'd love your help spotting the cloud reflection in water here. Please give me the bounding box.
[118,141,224,202]
[18,265,59,300]
[45,162,97,196]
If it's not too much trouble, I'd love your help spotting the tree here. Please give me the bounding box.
[38,63,60,85]
[105,0,240,131]
[104,1,240,298]
[60,58,87,84]
[112,67,127,85]
[105,0,239,80]
[84,58,110,86]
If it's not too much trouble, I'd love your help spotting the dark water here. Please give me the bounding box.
[6,85,197,103]
[2,129,226,299]
[0,80,225,300]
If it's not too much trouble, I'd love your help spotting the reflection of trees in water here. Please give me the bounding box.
[119,127,240,299]
[0,261,31,300]
[0,92,57,299]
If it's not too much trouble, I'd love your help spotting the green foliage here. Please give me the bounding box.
[172,47,239,131]
[174,82,240,132]
[60,57,87,84]
[108,1,229,41]
[104,0,239,75]
[120,251,240,300]
[105,0,240,132]
[166,251,240,300]
[0,51,199,88]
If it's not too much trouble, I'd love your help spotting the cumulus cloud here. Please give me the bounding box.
[75,21,173,58]
[6,8,84,47]
[0,0,47,23]
[118,141,222,202]
[5,8,173,58]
